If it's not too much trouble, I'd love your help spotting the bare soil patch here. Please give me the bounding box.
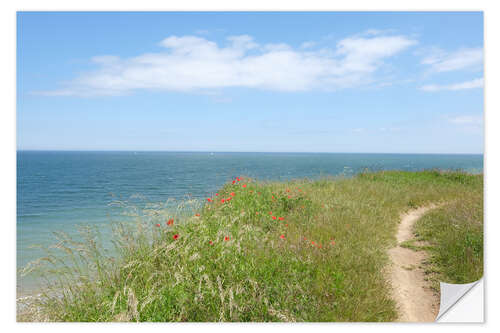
[388,206,440,322]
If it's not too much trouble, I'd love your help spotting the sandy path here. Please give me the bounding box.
[388,205,440,322]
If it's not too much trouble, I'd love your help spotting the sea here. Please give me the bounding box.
[17,151,483,295]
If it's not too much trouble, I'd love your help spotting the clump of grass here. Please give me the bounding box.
[20,170,483,322]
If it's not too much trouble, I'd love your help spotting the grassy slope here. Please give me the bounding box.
[412,191,483,291]
[25,170,483,322]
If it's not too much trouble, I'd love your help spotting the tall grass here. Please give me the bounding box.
[19,170,483,322]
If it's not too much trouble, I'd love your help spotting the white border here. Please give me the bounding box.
[2,1,498,332]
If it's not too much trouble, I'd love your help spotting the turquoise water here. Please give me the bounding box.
[17,151,483,294]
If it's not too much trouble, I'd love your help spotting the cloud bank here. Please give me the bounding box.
[37,33,417,96]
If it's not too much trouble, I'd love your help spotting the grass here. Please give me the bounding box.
[413,192,483,292]
[19,170,483,322]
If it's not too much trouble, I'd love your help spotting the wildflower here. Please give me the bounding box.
[232,180,236,184]
[269,211,272,215]
[278,217,284,221]
[195,213,200,217]
[215,193,219,196]
[156,223,161,227]
[167,218,174,226]
[224,236,229,241]
[285,224,288,227]
[288,196,291,199]
[173,234,179,240]
[209,241,213,245]
[286,189,290,192]
[303,237,307,241]
[207,198,212,202]
[272,216,277,220]
[331,239,336,246]
[272,195,275,199]
[236,177,241,181]
[242,184,247,188]
[256,212,259,215]
[280,234,285,239]
[230,192,235,196]
[226,197,232,202]
[311,241,315,245]
[221,199,225,203]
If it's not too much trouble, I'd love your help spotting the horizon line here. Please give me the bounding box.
[16,149,484,156]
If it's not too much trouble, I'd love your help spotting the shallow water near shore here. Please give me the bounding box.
[17,151,483,295]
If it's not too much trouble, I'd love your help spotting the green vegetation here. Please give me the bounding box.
[413,192,483,291]
[20,170,483,322]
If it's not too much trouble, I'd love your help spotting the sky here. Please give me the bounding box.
[17,12,484,153]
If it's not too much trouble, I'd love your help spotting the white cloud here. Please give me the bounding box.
[299,41,316,49]
[36,33,417,96]
[379,127,401,132]
[421,47,483,73]
[448,115,483,126]
[194,29,210,36]
[420,78,483,92]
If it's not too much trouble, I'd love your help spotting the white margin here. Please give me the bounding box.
[2,1,498,332]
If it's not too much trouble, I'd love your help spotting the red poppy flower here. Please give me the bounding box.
[242,184,247,188]
[236,177,241,181]
[288,196,291,199]
[272,195,275,199]
[173,234,179,240]
[209,241,213,245]
[278,217,284,221]
[195,213,200,217]
[221,199,225,203]
[224,236,229,241]
[232,180,236,184]
[269,211,272,215]
[303,237,307,241]
[155,223,161,227]
[207,198,212,202]
[230,192,235,196]
[226,197,232,201]
[285,224,288,227]
[311,241,315,245]
[331,239,336,246]
[167,218,174,226]
[256,212,259,215]
[215,193,219,196]
[280,234,285,239]
[272,216,277,220]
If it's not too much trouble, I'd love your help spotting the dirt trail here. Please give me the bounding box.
[388,205,440,322]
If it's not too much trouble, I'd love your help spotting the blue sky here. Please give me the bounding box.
[17,12,484,153]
